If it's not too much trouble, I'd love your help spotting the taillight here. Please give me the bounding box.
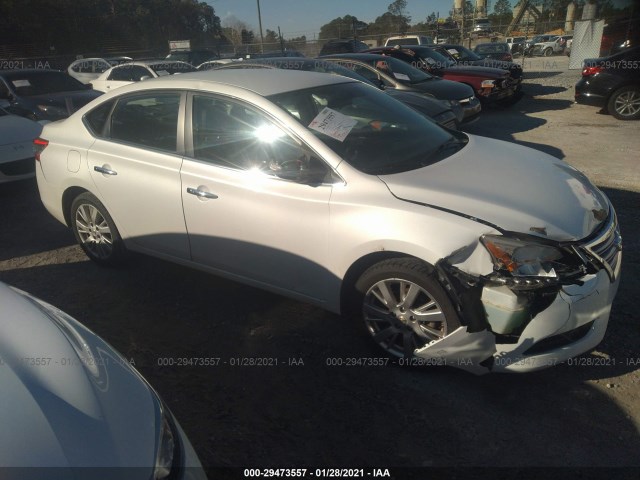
[582,66,602,76]
[33,137,49,162]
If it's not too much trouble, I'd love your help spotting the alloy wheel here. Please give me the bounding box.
[363,278,448,358]
[75,203,114,260]
[614,90,640,118]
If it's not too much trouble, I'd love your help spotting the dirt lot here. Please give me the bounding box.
[1,55,639,478]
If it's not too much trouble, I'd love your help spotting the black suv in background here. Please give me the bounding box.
[575,47,640,120]
[319,39,369,56]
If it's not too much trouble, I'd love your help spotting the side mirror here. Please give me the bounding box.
[139,76,151,81]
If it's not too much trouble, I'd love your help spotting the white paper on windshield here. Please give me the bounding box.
[308,107,357,142]
[12,79,31,88]
[156,70,170,76]
[393,72,410,81]
[447,48,460,55]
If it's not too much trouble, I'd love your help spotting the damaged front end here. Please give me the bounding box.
[415,212,622,374]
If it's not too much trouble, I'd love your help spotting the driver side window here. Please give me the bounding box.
[191,95,330,183]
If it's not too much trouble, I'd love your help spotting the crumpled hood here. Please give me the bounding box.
[379,134,609,241]
[0,283,158,472]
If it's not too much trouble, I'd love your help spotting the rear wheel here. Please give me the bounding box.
[354,258,460,358]
[543,48,553,57]
[70,193,126,266]
[607,86,640,120]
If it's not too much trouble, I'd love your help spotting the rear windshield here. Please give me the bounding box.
[3,71,85,96]
[370,56,435,83]
[148,62,196,76]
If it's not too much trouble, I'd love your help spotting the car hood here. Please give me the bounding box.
[401,76,475,101]
[0,283,158,472]
[0,114,42,145]
[385,89,450,116]
[379,134,609,241]
[441,65,508,78]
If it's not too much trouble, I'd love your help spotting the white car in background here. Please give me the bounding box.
[91,60,196,93]
[68,57,134,84]
[0,282,205,479]
[0,101,42,183]
[35,70,621,374]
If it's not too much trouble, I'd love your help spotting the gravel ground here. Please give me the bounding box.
[1,54,638,479]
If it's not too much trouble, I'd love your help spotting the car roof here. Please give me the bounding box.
[119,69,355,97]
[0,69,65,78]
[321,53,391,61]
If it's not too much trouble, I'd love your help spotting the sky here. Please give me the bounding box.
[205,0,468,39]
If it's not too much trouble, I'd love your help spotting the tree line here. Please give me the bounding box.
[0,0,225,55]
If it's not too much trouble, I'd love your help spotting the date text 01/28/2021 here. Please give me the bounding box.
[243,468,391,477]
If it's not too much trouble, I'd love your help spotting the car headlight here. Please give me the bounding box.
[481,235,585,285]
[154,409,179,479]
[481,79,496,88]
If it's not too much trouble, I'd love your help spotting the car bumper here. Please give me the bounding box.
[459,96,482,123]
[575,78,608,108]
[0,155,35,184]
[491,268,620,372]
[415,268,620,374]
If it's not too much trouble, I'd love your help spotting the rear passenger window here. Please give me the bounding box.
[84,100,115,137]
[110,93,180,152]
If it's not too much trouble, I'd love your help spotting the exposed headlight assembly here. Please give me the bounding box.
[480,79,496,89]
[481,235,586,288]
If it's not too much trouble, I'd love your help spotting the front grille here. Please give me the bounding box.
[581,214,622,281]
[0,157,35,176]
[522,321,594,356]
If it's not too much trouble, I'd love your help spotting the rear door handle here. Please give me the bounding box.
[187,187,218,199]
[94,165,117,175]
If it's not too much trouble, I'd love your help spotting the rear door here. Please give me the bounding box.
[86,91,189,259]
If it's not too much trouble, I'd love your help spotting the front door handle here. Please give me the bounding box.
[187,187,218,199]
[94,165,117,175]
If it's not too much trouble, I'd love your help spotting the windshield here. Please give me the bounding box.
[370,55,434,83]
[442,45,480,61]
[149,62,196,75]
[4,71,85,95]
[268,82,465,175]
[412,48,457,68]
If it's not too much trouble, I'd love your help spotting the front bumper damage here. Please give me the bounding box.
[414,216,622,375]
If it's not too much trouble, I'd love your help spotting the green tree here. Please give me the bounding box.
[265,29,279,43]
[318,15,366,40]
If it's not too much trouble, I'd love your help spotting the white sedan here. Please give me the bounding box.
[0,102,42,183]
[35,70,621,373]
[67,57,134,84]
[91,60,196,93]
[0,282,205,478]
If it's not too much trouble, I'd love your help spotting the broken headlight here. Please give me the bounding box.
[481,235,585,286]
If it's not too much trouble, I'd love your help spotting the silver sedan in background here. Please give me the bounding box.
[0,282,205,479]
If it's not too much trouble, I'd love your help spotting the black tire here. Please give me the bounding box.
[543,48,553,57]
[70,193,127,266]
[607,85,640,121]
[353,258,461,359]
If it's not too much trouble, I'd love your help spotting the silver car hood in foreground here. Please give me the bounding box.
[380,134,609,241]
[0,283,157,473]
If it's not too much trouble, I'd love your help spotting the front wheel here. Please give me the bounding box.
[354,258,460,359]
[70,193,126,266]
[607,86,640,120]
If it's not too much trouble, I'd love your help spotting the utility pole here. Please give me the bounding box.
[256,0,264,53]
[278,26,285,54]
